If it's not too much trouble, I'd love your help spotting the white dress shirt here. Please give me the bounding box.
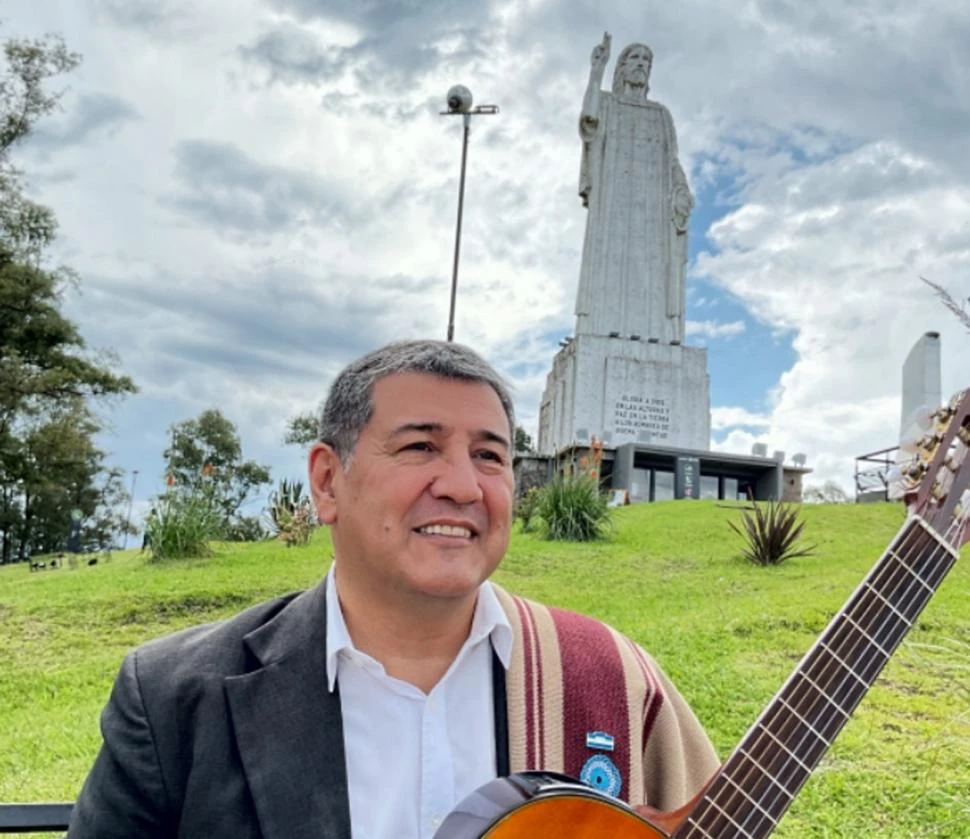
[325,568,513,839]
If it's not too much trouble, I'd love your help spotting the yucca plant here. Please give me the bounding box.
[147,489,224,560]
[538,475,611,542]
[729,498,815,566]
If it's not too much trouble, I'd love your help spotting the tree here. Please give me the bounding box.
[283,410,317,447]
[0,29,137,560]
[1,31,81,258]
[514,425,534,454]
[163,409,272,525]
[802,480,849,504]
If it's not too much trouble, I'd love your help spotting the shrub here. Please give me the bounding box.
[538,475,611,542]
[224,515,268,543]
[266,479,317,547]
[147,491,224,560]
[514,487,543,533]
[729,498,815,566]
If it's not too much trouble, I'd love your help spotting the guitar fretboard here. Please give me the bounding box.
[674,515,959,839]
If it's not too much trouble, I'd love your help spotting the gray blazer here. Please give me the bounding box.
[68,580,509,839]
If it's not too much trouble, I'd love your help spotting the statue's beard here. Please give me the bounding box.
[621,67,650,98]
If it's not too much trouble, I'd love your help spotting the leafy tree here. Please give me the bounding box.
[0,29,136,560]
[802,480,849,504]
[514,425,533,454]
[283,410,318,447]
[1,30,81,258]
[163,409,272,525]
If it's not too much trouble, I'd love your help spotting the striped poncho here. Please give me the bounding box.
[494,585,721,811]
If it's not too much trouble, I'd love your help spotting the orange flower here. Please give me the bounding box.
[166,473,175,487]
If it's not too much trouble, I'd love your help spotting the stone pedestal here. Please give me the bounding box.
[537,334,710,454]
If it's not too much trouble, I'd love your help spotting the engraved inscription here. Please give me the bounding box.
[612,395,670,439]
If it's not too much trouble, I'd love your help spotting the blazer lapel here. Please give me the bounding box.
[225,582,351,839]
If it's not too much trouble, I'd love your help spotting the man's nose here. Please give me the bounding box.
[430,451,484,505]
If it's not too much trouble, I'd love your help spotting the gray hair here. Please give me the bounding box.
[319,339,516,464]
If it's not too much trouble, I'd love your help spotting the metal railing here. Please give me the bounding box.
[0,803,72,834]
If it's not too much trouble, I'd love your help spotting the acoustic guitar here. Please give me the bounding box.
[436,389,970,838]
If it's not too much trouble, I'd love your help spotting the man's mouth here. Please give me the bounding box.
[415,524,474,538]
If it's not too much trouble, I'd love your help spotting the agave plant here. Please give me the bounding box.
[266,479,316,546]
[728,498,815,566]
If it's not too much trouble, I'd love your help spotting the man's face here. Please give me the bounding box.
[310,372,515,604]
[622,47,651,88]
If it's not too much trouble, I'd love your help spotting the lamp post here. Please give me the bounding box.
[440,84,498,342]
[123,469,138,550]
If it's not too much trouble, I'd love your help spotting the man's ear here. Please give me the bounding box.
[308,443,343,525]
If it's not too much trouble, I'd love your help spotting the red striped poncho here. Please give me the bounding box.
[494,585,720,811]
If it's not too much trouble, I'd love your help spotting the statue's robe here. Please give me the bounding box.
[577,92,690,343]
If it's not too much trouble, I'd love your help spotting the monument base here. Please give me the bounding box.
[537,334,710,454]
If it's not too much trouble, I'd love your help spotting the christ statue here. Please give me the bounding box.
[575,33,692,344]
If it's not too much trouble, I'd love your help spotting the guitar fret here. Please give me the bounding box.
[912,516,959,559]
[721,774,779,826]
[842,614,891,660]
[795,670,850,719]
[753,726,812,773]
[702,795,756,838]
[683,816,715,838]
[818,641,870,690]
[777,698,831,747]
[888,549,936,594]
[737,748,796,799]
[862,582,913,627]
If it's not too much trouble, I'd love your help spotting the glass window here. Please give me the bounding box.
[700,475,719,500]
[653,470,674,502]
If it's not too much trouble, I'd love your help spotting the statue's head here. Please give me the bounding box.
[612,43,654,101]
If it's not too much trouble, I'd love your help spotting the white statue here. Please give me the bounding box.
[575,32,692,344]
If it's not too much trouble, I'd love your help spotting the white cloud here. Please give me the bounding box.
[685,319,746,340]
[3,0,970,503]
[711,407,771,431]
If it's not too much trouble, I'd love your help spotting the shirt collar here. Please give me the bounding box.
[324,564,512,693]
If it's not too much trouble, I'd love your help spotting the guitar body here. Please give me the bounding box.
[435,772,692,838]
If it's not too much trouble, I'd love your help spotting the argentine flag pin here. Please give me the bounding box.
[585,731,615,752]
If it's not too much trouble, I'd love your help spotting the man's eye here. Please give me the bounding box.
[475,450,505,463]
[402,441,433,452]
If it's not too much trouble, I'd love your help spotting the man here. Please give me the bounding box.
[69,340,718,839]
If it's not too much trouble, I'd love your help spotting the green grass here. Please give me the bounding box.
[1,501,968,837]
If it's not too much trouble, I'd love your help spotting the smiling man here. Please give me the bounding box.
[68,340,719,839]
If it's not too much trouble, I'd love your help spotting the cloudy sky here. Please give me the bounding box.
[5,0,969,518]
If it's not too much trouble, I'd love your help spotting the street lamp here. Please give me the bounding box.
[440,84,498,342]
[123,469,138,550]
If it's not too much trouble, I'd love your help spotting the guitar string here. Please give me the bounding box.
[676,517,954,839]
[733,520,955,837]
[687,520,948,839]
[678,418,969,838]
[748,519,953,837]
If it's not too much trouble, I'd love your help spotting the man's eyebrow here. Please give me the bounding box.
[389,422,444,437]
[389,422,510,450]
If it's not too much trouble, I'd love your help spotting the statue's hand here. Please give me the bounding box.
[590,31,611,74]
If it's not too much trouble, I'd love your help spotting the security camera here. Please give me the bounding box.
[446,84,473,113]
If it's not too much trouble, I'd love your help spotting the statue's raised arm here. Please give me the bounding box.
[580,31,610,141]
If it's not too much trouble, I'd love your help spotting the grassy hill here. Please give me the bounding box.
[1,500,968,837]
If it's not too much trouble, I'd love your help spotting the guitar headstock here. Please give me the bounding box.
[891,389,970,550]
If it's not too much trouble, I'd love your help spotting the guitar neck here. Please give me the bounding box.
[674,515,960,839]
